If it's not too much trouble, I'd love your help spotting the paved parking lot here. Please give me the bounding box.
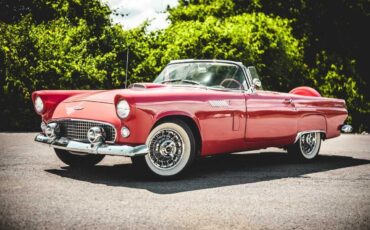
[0,133,369,229]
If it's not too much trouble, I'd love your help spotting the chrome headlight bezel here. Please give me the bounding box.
[116,100,130,119]
[34,96,44,113]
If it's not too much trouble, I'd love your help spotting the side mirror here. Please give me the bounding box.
[247,66,263,90]
[252,78,262,90]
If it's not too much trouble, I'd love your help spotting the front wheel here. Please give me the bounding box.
[287,132,321,161]
[132,120,196,178]
[54,149,105,167]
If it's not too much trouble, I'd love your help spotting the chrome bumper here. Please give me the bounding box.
[35,134,148,157]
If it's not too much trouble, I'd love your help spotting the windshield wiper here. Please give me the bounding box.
[161,79,200,85]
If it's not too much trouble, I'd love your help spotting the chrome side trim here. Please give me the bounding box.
[294,130,326,143]
[209,100,230,107]
[35,134,147,157]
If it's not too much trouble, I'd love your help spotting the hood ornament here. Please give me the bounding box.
[66,104,84,115]
[73,105,84,110]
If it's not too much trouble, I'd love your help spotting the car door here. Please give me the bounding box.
[244,91,298,147]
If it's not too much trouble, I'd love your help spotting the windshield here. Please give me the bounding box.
[153,62,247,90]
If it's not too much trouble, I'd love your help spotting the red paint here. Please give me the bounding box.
[129,83,166,89]
[32,90,100,121]
[289,86,321,97]
[32,84,348,157]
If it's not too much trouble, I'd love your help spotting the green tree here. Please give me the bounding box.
[136,13,305,91]
[255,0,370,132]
[1,0,368,132]
[0,0,137,130]
[167,0,370,131]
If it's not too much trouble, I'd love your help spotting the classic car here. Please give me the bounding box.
[33,59,352,177]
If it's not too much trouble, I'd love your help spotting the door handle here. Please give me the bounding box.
[283,98,293,104]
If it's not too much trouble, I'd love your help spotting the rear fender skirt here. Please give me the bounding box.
[297,114,327,136]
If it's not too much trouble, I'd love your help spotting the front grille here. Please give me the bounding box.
[55,120,116,143]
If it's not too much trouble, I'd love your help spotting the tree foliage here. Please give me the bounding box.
[0,0,369,131]
[139,13,305,91]
[0,0,132,130]
[168,0,370,131]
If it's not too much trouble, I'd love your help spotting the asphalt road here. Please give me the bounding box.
[0,133,369,229]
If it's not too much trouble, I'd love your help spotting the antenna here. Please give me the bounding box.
[125,34,129,88]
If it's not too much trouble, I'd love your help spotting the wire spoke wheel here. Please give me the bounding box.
[288,131,321,161]
[149,129,184,170]
[300,132,319,158]
[142,120,196,177]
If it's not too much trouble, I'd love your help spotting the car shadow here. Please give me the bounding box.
[45,152,370,194]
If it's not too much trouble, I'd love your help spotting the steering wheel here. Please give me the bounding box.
[219,78,243,90]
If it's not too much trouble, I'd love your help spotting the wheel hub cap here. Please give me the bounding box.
[159,140,177,156]
[149,129,184,169]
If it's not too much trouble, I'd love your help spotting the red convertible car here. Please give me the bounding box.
[33,59,351,177]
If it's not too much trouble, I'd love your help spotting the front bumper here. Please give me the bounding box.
[35,134,148,157]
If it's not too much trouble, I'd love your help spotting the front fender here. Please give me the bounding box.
[32,90,98,121]
[155,110,197,123]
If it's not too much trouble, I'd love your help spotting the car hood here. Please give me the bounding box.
[63,90,123,104]
[62,83,175,104]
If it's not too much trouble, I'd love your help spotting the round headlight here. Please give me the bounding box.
[116,100,130,119]
[34,96,44,113]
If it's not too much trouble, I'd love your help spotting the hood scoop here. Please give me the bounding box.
[129,83,166,89]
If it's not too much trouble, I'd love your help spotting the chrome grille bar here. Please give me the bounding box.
[54,119,116,143]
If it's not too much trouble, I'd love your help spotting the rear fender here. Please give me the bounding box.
[297,114,327,138]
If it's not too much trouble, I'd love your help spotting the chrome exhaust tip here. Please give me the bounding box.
[341,124,353,133]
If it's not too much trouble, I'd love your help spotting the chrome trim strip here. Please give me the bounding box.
[35,134,147,157]
[35,133,53,144]
[294,130,326,143]
[48,118,117,143]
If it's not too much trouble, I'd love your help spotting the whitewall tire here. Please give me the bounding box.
[132,120,196,178]
[287,132,321,161]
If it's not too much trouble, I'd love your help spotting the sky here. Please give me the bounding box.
[104,0,179,31]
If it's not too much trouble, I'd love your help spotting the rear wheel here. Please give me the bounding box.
[287,132,321,161]
[54,149,105,167]
[132,119,196,178]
